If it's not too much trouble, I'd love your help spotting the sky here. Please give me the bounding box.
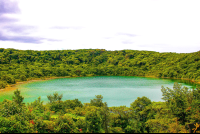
[0,0,200,53]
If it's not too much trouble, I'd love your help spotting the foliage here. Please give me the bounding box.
[47,92,63,103]
[85,106,102,133]
[0,90,25,117]
[161,82,199,124]
[27,96,45,113]
[12,89,24,105]
[0,80,7,88]
[0,48,199,89]
[0,99,24,117]
[0,84,200,133]
[90,95,104,107]
[130,96,152,133]
[0,47,200,133]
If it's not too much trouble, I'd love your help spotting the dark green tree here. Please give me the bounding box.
[85,106,102,133]
[47,92,63,103]
[130,96,152,133]
[161,82,192,124]
[12,89,24,105]
[100,102,110,133]
[90,95,104,107]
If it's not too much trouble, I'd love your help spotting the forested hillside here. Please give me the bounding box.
[0,48,199,88]
[0,48,200,133]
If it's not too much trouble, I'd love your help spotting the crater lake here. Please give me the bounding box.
[0,76,197,107]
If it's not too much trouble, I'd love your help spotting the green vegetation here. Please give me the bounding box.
[0,48,199,88]
[0,83,199,133]
[0,48,200,132]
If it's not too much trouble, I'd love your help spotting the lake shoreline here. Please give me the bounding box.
[143,75,200,85]
[0,75,199,93]
[0,76,72,92]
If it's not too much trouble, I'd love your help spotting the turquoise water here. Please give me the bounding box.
[0,76,196,107]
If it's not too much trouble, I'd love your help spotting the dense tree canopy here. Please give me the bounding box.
[0,48,200,132]
[0,48,199,88]
[0,83,199,133]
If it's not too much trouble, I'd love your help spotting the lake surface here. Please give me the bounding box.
[0,76,197,107]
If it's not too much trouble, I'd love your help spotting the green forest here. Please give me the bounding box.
[0,83,200,133]
[0,48,199,88]
[0,48,200,133]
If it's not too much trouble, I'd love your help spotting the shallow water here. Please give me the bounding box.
[0,76,197,107]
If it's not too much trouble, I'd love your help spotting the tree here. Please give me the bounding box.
[85,106,102,133]
[130,96,152,119]
[47,92,63,103]
[109,106,132,132]
[12,89,24,105]
[0,81,7,88]
[27,96,45,113]
[130,96,152,133]
[161,82,192,124]
[90,95,104,107]
[100,102,110,133]
[0,90,25,117]
[1,74,16,84]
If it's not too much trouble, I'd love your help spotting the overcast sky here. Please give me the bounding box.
[0,0,200,53]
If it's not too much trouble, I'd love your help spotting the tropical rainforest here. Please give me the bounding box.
[0,48,200,133]
[0,48,199,88]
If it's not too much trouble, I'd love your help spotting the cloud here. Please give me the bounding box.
[0,0,200,53]
[0,0,20,14]
[46,39,62,42]
[51,26,84,30]
[3,25,37,35]
[0,0,46,44]
[0,0,20,25]
[0,31,44,43]
[122,40,134,44]
[0,15,18,23]
[117,33,137,37]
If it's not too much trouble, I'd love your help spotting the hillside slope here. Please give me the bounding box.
[0,48,199,88]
